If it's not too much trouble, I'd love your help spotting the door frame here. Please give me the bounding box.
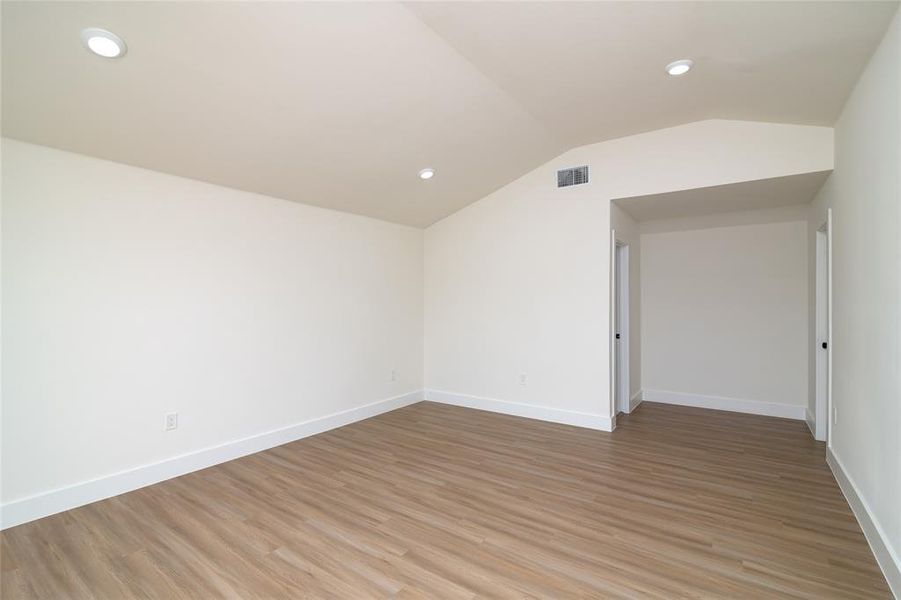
[814,209,832,443]
[614,240,631,414]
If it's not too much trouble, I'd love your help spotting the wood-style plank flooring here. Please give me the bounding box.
[1,401,891,598]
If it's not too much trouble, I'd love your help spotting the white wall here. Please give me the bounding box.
[807,9,900,592]
[424,119,832,427]
[640,210,808,417]
[0,120,840,527]
[1,139,424,510]
[611,204,641,404]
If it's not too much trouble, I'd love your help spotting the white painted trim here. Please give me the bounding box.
[814,217,831,442]
[609,229,617,420]
[629,390,643,412]
[805,408,816,439]
[642,389,807,420]
[827,447,900,597]
[825,207,833,449]
[424,389,615,432]
[1,390,424,530]
[814,225,827,440]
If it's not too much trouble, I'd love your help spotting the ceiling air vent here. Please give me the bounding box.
[557,165,590,188]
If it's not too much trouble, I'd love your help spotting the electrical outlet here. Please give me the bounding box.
[391,369,397,382]
[519,373,527,385]
[165,412,178,431]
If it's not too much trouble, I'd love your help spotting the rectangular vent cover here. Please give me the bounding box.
[557,165,590,188]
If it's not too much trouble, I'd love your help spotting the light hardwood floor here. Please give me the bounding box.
[1,401,891,599]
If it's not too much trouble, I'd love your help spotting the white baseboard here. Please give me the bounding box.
[827,447,900,597]
[629,390,643,412]
[1,390,424,530]
[641,389,807,420]
[424,389,614,432]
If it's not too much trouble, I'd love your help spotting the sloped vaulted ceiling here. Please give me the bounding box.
[2,1,897,226]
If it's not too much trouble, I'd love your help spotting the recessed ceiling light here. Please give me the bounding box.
[665,59,693,76]
[81,28,127,58]
[418,168,435,180]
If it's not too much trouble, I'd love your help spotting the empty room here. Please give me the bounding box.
[2,1,899,598]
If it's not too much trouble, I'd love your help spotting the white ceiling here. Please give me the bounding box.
[614,171,832,222]
[2,2,897,227]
